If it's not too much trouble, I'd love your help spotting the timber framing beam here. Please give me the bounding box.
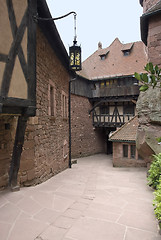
[9,116,28,191]
[0,0,37,115]
[1,9,28,97]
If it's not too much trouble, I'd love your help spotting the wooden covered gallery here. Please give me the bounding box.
[0,0,74,190]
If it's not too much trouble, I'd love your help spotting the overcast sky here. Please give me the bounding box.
[46,0,143,61]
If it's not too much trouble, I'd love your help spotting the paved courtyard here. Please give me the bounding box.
[0,154,160,240]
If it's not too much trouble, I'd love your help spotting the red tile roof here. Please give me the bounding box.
[121,42,134,51]
[79,38,147,80]
[109,116,139,142]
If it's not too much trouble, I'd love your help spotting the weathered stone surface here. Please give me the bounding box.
[137,1,161,163]
[71,94,105,158]
[137,87,161,123]
[136,87,161,163]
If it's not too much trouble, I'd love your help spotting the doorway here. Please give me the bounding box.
[106,128,116,155]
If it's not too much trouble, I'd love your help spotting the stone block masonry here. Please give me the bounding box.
[0,116,17,189]
[71,94,105,158]
[148,15,161,67]
[136,0,161,162]
[0,26,105,190]
[0,27,70,189]
[19,28,70,186]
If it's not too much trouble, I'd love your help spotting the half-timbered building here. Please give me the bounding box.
[0,0,37,190]
[71,38,147,156]
[0,0,73,190]
[0,0,149,190]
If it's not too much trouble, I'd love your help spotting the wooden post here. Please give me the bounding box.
[9,116,28,191]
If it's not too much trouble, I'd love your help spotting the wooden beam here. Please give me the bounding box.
[6,0,28,83]
[1,9,27,97]
[9,116,28,190]
[27,0,37,102]
[89,99,104,114]
[0,96,32,107]
[0,54,8,63]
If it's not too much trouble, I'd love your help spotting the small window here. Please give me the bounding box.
[61,91,68,119]
[123,50,130,56]
[63,140,68,159]
[106,81,110,86]
[100,105,109,115]
[100,82,105,88]
[48,81,56,116]
[131,145,136,159]
[100,55,106,60]
[123,144,128,158]
[123,104,134,115]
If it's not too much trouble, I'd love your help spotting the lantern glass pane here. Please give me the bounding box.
[69,45,82,71]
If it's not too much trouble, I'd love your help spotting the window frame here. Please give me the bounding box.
[123,104,134,115]
[100,105,109,115]
[123,144,128,158]
[63,139,68,159]
[61,90,68,120]
[48,81,56,117]
[130,145,136,159]
[123,50,130,56]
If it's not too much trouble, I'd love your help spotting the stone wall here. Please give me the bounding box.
[142,0,159,12]
[136,87,161,163]
[113,142,146,167]
[147,15,161,67]
[0,27,70,189]
[0,116,17,189]
[136,0,161,164]
[71,94,105,158]
[19,28,70,186]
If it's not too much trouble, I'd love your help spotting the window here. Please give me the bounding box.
[100,55,106,60]
[131,145,136,159]
[63,140,68,159]
[100,82,105,88]
[123,50,130,56]
[48,81,56,116]
[99,51,109,60]
[61,91,68,119]
[123,104,134,115]
[123,144,128,158]
[100,105,109,115]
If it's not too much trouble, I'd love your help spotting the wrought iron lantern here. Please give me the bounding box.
[69,13,82,71]
[69,41,82,71]
[35,11,82,71]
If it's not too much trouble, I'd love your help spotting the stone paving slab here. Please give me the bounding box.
[0,154,160,240]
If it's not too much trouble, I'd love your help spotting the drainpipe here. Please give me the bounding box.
[69,77,76,168]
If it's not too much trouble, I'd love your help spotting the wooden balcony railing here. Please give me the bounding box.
[92,112,135,127]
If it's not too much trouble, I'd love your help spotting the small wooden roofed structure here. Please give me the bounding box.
[109,116,146,167]
[109,116,139,143]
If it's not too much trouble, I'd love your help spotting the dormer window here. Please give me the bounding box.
[99,49,109,60]
[100,54,106,60]
[121,43,134,57]
[123,50,130,56]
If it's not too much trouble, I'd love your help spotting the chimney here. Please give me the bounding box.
[98,41,102,49]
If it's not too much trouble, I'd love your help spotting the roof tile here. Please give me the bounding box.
[79,38,147,80]
[109,116,139,142]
